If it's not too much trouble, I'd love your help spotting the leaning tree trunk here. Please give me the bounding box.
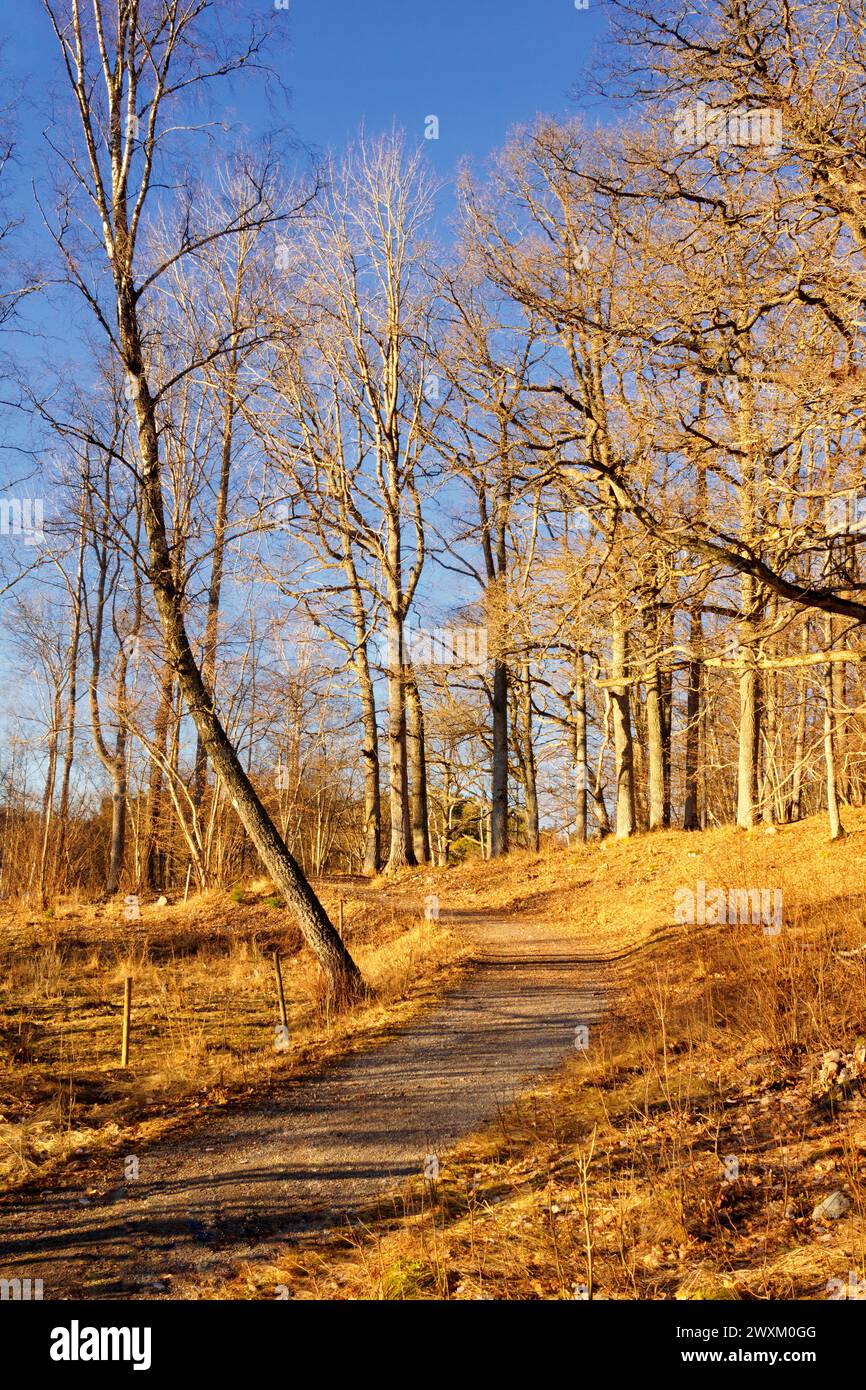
[121,312,362,998]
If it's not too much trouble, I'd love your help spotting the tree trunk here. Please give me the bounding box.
[660,610,672,828]
[143,658,172,892]
[736,588,759,830]
[88,576,132,897]
[37,689,61,909]
[346,569,381,875]
[683,605,702,830]
[121,306,362,997]
[358,667,382,876]
[105,660,130,896]
[611,612,636,838]
[644,613,666,832]
[790,663,808,822]
[824,675,844,841]
[573,660,587,843]
[760,662,778,826]
[383,615,416,872]
[106,749,128,895]
[191,345,237,811]
[518,660,540,852]
[56,512,86,879]
[736,362,760,830]
[405,669,431,864]
[831,631,848,803]
[489,657,509,857]
[824,616,845,840]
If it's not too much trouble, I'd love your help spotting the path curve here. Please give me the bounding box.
[0,914,613,1299]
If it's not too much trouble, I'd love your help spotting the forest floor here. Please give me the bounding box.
[2,811,866,1298]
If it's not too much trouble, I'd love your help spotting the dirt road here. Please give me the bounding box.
[0,914,613,1299]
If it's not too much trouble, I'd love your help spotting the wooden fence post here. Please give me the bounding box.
[120,976,132,1068]
[272,949,288,1032]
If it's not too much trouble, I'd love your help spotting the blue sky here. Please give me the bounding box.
[2,0,617,414]
[281,0,611,174]
[1,0,618,505]
[0,0,618,790]
[7,0,612,172]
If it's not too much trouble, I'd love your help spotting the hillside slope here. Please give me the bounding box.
[213,812,866,1300]
[3,811,866,1300]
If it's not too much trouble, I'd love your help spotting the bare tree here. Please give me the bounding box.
[41,0,360,997]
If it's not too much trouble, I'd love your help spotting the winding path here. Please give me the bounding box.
[0,913,613,1299]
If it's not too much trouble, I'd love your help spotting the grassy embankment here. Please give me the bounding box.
[205,813,866,1300]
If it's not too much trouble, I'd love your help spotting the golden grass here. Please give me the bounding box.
[0,879,469,1192]
[201,810,866,1300]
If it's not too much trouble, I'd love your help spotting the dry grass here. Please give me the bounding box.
[0,877,469,1192]
[201,811,866,1300]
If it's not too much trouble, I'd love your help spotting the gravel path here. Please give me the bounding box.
[0,913,613,1299]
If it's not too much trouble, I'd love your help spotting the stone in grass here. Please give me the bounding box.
[156,895,168,907]
[675,1267,741,1300]
[676,1282,740,1301]
[812,1190,851,1222]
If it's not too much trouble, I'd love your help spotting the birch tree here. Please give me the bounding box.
[42,0,361,998]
